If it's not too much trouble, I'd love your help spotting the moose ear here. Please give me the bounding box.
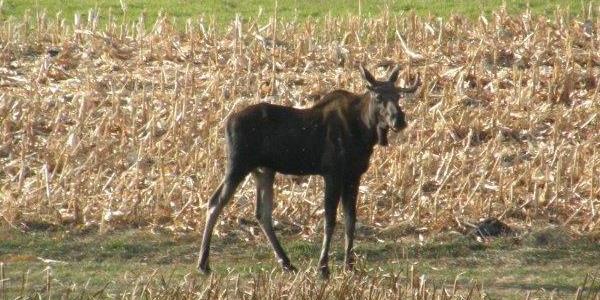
[359,64,377,86]
[388,65,401,83]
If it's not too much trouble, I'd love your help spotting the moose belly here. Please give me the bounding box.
[258,145,323,175]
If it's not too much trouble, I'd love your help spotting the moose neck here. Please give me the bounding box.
[359,92,385,147]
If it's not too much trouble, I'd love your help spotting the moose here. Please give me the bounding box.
[198,65,420,278]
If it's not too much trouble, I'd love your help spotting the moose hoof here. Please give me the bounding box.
[319,266,330,279]
[344,264,355,273]
[283,264,298,273]
[198,264,211,275]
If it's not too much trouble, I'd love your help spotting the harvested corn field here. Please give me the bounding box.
[0,3,599,299]
[1,5,598,239]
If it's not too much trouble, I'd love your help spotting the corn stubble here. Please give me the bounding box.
[0,5,599,297]
[2,7,598,237]
[0,264,530,299]
[1,8,599,232]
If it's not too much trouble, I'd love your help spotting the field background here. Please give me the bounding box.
[1,0,595,25]
[1,0,600,299]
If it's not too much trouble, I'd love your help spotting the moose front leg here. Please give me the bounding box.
[341,176,360,271]
[318,175,342,279]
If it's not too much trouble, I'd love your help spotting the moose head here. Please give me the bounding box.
[359,65,420,146]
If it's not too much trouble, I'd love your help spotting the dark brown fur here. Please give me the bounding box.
[198,65,420,278]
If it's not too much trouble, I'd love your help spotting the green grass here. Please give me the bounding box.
[0,227,598,299]
[1,0,595,27]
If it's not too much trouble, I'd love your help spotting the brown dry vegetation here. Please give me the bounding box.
[1,7,599,244]
[1,5,600,300]
[0,264,511,299]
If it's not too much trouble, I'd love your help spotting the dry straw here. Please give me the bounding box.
[0,263,597,299]
[0,6,598,241]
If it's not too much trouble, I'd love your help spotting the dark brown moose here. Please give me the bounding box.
[198,65,420,278]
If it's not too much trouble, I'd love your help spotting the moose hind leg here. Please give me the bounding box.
[253,168,296,272]
[198,169,248,273]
